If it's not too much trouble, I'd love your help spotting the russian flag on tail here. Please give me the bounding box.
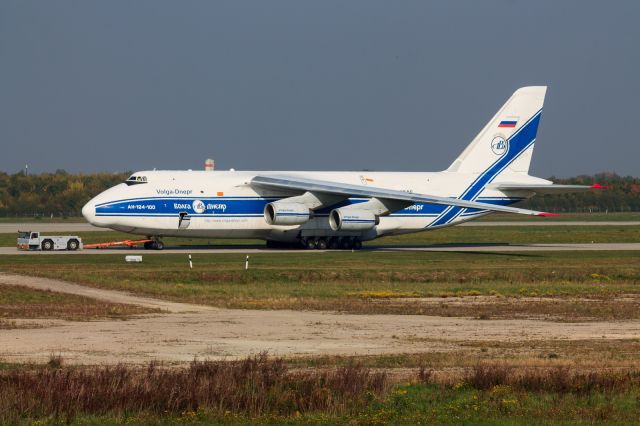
[498,119,517,128]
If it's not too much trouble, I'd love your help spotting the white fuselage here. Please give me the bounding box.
[81,87,554,244]
[82,170,536,242]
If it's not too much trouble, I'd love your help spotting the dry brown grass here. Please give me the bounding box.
[0,353,388,423]
[461,364,640,393]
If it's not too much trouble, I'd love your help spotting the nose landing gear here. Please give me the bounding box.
[144,238,164,250]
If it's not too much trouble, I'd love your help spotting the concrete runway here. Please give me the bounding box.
[3,242,640,255]
[1,223,108,233]
[2,220,640,234]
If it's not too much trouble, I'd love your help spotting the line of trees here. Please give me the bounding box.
[0,171,638,217]
[0,170,129,217]
[520,173,640,213]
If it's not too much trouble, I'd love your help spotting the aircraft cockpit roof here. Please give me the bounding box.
[125,174,148,185]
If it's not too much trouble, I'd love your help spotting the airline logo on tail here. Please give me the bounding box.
[491,136,507,155]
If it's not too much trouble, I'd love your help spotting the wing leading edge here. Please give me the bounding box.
[250,175,558,217]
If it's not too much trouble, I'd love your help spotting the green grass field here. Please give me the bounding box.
[8,383,640,425]
[374,224,640,245]
[0,284,157,328]
[476,211,640,222]
[2,250,639,321]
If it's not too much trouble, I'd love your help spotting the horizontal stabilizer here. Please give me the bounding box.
[492,183,606,195]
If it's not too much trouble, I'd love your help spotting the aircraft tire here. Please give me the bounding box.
[153,240,165,250]
[266,240,294,249]
[266,240,278,249]
[305,238,317,250]
[328,238,340,250]
[316,238,328,250]
[340,237,353,250]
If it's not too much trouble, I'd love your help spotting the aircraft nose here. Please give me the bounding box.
[82,200,95,224]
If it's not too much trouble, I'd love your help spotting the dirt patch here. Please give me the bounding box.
[2,272,640,365]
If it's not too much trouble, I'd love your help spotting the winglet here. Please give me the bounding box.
[537,212,561,217]
[591,184,608,189]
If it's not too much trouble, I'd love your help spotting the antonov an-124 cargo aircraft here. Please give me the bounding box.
[82,86,600,250]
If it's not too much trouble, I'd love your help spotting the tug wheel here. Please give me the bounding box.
[67,239,79,251]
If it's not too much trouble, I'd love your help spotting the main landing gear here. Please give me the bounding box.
[266,237,362,250]
[301,237,362,251]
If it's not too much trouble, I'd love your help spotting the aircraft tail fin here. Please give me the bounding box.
[447,86,547,175]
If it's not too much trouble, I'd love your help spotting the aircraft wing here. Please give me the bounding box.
[492,183,606,194]
[251,175,558,217]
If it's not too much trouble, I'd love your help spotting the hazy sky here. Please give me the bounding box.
[1,1,638,177]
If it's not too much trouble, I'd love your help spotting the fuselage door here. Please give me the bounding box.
[178,212,191,229]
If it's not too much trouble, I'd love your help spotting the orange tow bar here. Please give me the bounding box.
[84,239,153,249]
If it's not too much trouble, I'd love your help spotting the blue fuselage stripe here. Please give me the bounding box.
[95,197,521,219]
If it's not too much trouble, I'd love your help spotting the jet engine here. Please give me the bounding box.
[264,202,311,225]
[329,208,378,231]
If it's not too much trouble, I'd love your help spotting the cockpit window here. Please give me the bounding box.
[125,175,148,185]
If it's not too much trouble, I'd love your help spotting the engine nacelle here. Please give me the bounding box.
[329,208,377,231]
[264,202,311,225]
